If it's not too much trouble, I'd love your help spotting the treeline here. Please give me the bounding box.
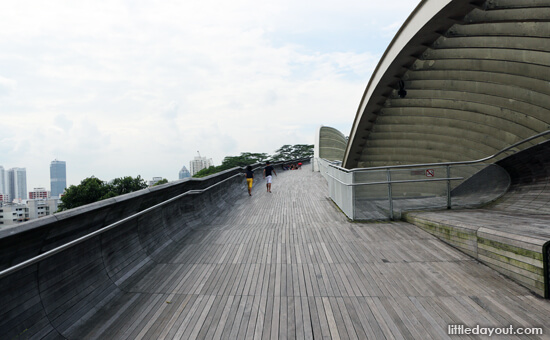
[193,144,313,178]
[58,176,150,211]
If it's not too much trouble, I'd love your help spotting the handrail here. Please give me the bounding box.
[332,130,550,173]
[0,172,244,279]
[325,172,463,186]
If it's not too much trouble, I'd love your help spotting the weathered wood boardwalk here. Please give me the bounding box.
[73,165,550,339]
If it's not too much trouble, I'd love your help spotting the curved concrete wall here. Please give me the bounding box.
[344,0,550,169]
[0,163,283,339]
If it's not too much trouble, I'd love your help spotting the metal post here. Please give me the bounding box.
[352,171,356,220]
[446,165,451,209]
[387,169,394,220]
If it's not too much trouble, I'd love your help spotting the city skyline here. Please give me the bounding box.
[1,158,197,196]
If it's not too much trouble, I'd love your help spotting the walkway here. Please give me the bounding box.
[71,165,549,339]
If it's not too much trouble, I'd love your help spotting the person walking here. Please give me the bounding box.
[245,165,254,196]
[263,161,277,193]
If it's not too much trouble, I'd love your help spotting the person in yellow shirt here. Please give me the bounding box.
[245,166,254,196]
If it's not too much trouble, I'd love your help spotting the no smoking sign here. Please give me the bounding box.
[426,169,435,177]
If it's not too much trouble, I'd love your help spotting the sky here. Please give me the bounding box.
[0,0,420,191]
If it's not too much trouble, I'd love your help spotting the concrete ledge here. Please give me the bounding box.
[403,210,549,298]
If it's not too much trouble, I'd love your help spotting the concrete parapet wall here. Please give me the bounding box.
[0,160,300,339]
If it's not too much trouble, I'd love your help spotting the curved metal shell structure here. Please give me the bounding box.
[344,0,550,169]
[316,126,348,161]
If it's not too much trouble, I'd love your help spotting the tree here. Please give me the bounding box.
[220,152,269,168]
[271,144,313,161]
[193,166,221,178]
[58,177,112,211]
[152,178,169,186]
[193,152,269,178]
[58,175,148,211]
[110,176,148,194]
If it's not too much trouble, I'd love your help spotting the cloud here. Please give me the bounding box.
[0,0,419,189]
[54,114,73,132]
[0,75,16,96]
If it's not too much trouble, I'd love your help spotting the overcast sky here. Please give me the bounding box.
[1,0,420,191]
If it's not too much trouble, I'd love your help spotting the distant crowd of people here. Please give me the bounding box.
[282,162,302,171]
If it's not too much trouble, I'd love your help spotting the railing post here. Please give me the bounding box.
[446,165,451,209]
[387,169,394,220]
[352,171,356,220]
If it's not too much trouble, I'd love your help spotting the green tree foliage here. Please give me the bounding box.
[193,166,220,178]
[110,176,149,194]
[152,178,169,186]
[58,177,111,211]
[58,175,148,211]
[271,144,313,161]
[193,152,269,178]
[221,152,269,168]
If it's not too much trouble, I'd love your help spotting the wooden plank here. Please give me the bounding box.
[367,297,404,340]
[322,297,341,340]
[186,295,216,340]
[341,297,367,340]
[232,295,251,340]
[119,293,166,340]
[301,297,314,340]
[270,296,281,340]
[313,296,331,339]
[196,295,228,340]
[172,294,209,339]
[352,297,386,340]
[211,295,236,340]
[219,295,243,339]
[261,295,275,340]
[335,297,360,340]
[387,296,433,340]
[409,297,452,340]
[244,295,261,340]
[253,295,268,340]
[279,296,289,340]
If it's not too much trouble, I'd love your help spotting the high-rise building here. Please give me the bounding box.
[0,166,6,196]
[179,166,191,179]
[7,168,27,201]
[50,160,67,198]
[190,156,213,176]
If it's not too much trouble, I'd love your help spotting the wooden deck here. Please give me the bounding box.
[72,165,550,339]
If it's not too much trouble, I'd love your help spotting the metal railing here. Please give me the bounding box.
[319,130,550,220]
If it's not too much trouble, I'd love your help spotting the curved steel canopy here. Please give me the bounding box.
[343,0,550,169]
